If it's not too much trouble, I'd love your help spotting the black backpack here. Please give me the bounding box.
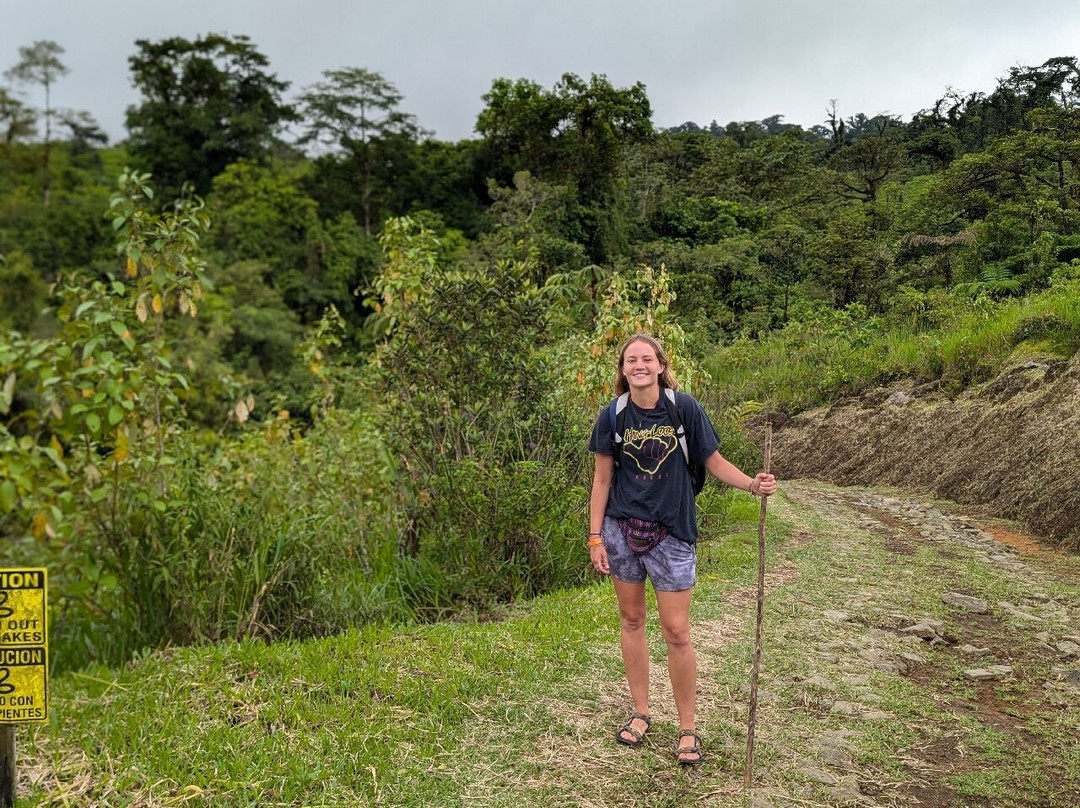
[608,388,708,495]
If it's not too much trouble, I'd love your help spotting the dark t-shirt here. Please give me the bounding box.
[588,390,720,543]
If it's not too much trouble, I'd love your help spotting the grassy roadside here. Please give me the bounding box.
[17,494,775,808]
[18,484,1080,807]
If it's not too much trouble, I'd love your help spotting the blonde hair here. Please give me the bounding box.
[614,333,680,395]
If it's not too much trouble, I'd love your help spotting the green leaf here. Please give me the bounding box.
[86,412,101,433]
[108,405,124,426]
[2,372,15,413]
[0,481,17,513]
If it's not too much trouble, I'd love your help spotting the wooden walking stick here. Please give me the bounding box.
[744,421,771,789]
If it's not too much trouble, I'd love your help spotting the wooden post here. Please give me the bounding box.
[0,724,14,808]
[744,422,771,789]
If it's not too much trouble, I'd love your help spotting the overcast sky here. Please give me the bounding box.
[4,0,1080,144]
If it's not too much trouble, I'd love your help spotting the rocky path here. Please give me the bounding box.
[735,482,1080,807]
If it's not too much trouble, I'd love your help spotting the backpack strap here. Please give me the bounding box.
[608,393,630,464]
[660,388,692,467]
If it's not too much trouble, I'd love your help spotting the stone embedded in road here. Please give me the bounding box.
[1058,641,1080,659]
[861,710,893,721]
[960,644,991,656]
[826,700,861,715]
[942,592,989,613]
[964,665,1014,681]
[798,766,837,785]
[900,620,945,641]
[998,602,1042,621]
[989,604,1041,622]
[819,745,851,766]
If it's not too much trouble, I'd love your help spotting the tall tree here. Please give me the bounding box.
[0,88,36,145]
[828,135,908,206]
[5,40,69,205]
[477,72,653,261]
[298,67,422,235]
[125,34,295,201]
[57,109,108,155]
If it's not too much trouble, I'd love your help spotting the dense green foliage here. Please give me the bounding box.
[3,36,1080,671]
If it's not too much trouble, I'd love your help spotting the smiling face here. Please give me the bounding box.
[620,338,665,393]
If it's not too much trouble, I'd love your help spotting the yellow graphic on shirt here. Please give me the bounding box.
[623,424,678,474]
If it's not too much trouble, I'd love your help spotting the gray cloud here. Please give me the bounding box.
[4,0,1080,145]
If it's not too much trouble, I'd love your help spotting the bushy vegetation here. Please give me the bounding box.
[3,37,1080,671]
[706,268,1080,413]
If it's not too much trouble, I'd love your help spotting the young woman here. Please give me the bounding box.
[587,333,777,765]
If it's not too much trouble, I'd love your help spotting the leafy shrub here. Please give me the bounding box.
[369,216,586,603]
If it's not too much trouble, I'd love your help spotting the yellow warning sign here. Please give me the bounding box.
[0,568,47,723]
[0,647,47,722]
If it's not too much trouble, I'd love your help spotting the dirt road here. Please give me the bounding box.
[731,481,1080,807]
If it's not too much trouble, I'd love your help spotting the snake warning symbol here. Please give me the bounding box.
[0,568,48,723]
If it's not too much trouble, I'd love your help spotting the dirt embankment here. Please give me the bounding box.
[768,352,1080,550]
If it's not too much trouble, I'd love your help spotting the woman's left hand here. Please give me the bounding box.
[753,473,778,497]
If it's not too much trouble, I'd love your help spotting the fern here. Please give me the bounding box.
[953,262,1029,298]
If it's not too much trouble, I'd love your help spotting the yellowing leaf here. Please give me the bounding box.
[245,394,254,412]
[81,388,94,399]
[49,435,64,458]
[114,429,129,462]
[126,256,137,277]
[235,400,250,423]
[178,291,189,315]
[152,294,163,314]
[122,330,132,340]
[188,300,197,317]
[136,296,148,322]
[31,512,48,538]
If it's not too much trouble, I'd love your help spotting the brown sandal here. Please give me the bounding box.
[677,729,704,765]
[615,712,651,747]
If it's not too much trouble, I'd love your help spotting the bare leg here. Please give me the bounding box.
[655,587,700,761]
[612,577,650,741]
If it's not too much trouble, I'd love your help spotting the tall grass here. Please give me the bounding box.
[705,277,1080,414]
[31,384,594,672]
